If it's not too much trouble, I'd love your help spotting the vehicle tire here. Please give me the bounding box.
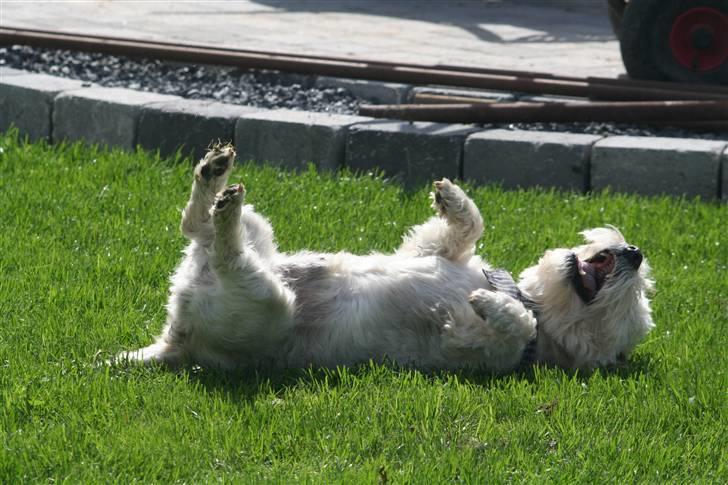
[619,0,728,84]
[607,0,627,39]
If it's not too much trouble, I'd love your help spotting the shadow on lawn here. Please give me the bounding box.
[180,353,657,404]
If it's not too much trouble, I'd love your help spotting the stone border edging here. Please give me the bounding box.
[1,68,726,200]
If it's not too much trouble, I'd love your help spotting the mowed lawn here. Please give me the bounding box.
[0,130,725,482]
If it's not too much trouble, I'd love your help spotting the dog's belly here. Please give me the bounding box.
[276,252,490,367]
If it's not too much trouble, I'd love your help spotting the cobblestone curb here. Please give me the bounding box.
[0,70,726,199]
[591,136,726,199]
[0,73,86,142]
[138,99,262,160]
[54,87,178,149]
[235,110,372,171]
[463,129,602,192]
[346,120,477,187]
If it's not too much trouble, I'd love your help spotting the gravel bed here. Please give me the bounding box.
[1,45,726,140]
[1,45,360,114]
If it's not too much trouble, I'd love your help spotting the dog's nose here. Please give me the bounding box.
[622,245,643,270]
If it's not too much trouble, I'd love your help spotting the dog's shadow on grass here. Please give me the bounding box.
[179,354,658,404]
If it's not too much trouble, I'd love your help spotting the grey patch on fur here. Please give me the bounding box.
[193,262,217,287]
[277,256,334,327]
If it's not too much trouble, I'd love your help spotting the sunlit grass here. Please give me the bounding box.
[0,130,725,482]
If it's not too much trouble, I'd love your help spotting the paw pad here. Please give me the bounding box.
[196,144,236,183]
[214,183,245,210]
[432,178,456,213]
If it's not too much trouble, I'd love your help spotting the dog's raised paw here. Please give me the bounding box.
[431,178,463,215]
[195,144,236,187]
[213,183,245,212]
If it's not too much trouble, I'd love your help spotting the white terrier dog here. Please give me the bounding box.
[118,144,654,372]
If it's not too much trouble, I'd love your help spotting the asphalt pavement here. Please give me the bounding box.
[1,0,625,77]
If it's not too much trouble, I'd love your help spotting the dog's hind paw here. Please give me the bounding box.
[213,183,246,214]
[431,179,478,226]
[431,178,458,215]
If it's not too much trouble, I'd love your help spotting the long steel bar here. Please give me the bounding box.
[357,101,728,124]
[411,93,498,105]
[405,94,728,131]
[6,26,728,96]
[2,27,728,102]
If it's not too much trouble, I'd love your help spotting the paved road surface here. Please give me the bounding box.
[1,0,624,77]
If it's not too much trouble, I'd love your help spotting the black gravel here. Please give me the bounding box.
[1,44,726,140]
[1,45,360,114]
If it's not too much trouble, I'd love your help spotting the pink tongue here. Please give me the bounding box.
[579,260,597,292]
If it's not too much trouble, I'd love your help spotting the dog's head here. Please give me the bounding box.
[518,226,654,369]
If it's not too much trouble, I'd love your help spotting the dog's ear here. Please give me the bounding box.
[579,225,625,245]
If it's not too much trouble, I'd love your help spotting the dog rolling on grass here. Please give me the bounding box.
[116,143,654,372]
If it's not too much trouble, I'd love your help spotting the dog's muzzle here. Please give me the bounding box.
[618,245,643,270]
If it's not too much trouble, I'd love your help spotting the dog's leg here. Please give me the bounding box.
[180,145,236,245]
[441,289,536,370]
[211,183,295,316]
[114,340,186,368]
[468,289,536,341]
[398,178,484,263]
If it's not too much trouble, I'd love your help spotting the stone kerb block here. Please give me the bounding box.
[316,77,412,104]
[0,67,29,78]
[591,136,727,199]
[345,121,477,187]
[138,99,262,161]
[235,110,372,171]
[0,73,87,141]
[464,129,603,191]
[53,87,179,149]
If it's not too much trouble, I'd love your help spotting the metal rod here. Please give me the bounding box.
[7,26,728,96]
[411,93,498,105]
[584,76,728,96]
[358,101,728,124]
[2,26,728,102]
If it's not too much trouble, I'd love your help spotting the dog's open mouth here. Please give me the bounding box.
[568,251,616,304]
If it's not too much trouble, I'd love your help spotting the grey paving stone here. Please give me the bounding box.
[235,109,371,170]
[409,86,515,103]
[138,99,261,161]
[0,66,28,78]
[463,129,602,191]
[53,87,179,149]
[316,77,412,104]
[345,121,477,187]
[592,136,727,199]
[0,73,87,141]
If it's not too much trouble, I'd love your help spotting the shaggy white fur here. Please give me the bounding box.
[117,145,654,371]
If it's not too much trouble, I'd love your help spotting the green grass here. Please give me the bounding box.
[0,130,726,483]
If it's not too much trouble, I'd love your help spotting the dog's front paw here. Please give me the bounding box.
[469,289,534,334]
[194,142,236,191]
[431,178,467,217]
[212,183,246,216]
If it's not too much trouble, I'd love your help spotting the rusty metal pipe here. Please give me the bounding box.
[411,93,498,105]
[358,101,728,124]
[584,76,728,96]
[10,26,728,97]
[2,27,728,102]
